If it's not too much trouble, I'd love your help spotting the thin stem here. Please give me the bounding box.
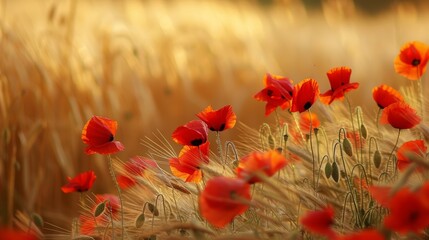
[346,96,359,161]
[108,155,125,240]
[275,109,283,146]
[385,129,401,176]
[376,108,382,137]
[308,109,315,190]
[215,131,224,165]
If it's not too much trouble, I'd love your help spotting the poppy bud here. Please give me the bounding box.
[360,124,368,139]
[373,150,382,169]
[325,162,332,179]
[94,201,106,217]
[343,138,353,157]
[135,213,145,228]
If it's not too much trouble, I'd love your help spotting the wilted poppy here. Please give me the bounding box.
[196,105,236,131]
[81,116,125,155]
[396,140,427,171]
[320,66,359,105]
[61,170,96,193]
[0,228,38,240]
[170,141,210,183]
[300,112,320,134]
[254,73,294,116]
[199,176,251,228]
[236,150,287,184]
[339,229,384,240]
[172,120,208,146]
[300,205,337,239]
[372,84,404,109]
[394,41,429,80]
[291,78,319,113]
[380,102,421,129]
[383,187,429,234]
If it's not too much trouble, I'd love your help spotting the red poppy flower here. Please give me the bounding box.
[254,73,294,116]
[300,112,320,134]
[236,150,287,184]
[79,213,109,235]
[0,228,38,240]
[368,185,391,208]
[172,120,208,146]
[320,66,359,104]
[345,131,365,149]
[199,176,251,228]
[394,41,429,80]
[81,116,125,155]
[117,156,158,189]
[380,102,421,129]
[384,187,429,234]
[170,142,210,183]
[372,84,404,109]
[300,205,337,239]
[61,170,96,193]
[396,140,427,171]
[196,105,236,131]
[339,229,384,240]
[291,78,319,113]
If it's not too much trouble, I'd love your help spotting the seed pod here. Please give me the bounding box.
[31,213,44,228]
[94,201,106,217]
[373,150,382,168]
[343,138,353,157]
[268,134,276,150]
[135,213,145,228]
[148,203,159,216]
[283,134,289,142]
[332,161,339,183]
[360,124,368,139]
[325,162,332,178]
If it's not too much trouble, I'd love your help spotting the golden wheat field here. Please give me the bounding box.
[2,0,429,239]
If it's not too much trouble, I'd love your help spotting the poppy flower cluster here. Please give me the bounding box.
[369,184,429,235]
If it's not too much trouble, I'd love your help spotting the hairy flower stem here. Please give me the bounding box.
[108,155,125,240]
[385,129,401,177]
[275,109,283,146]
[308,109,316,190]
[375,108,382,137]
[215,131,224,165]
[346,96,359,162]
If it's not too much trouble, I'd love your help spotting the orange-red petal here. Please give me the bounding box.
[380,102,421,129]
[394,41,429,80]
[291,78,319,113]
[172,120,208,146]
[196,105,236,131]
[372,84,404,109]
[300,205,337,239]
[339,229,384,240]
[199,176,251,228]
[237,150,287,184]
[396,140,427,171]
[61,170,96,193]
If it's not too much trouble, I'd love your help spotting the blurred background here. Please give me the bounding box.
[1,0,429,231]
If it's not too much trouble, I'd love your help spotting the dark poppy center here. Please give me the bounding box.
[377,103,385,109]
[303,101,312,110]
[219,123,225,131]
[409,210,420,222]
[267,89,273,96]
[109,134,114,142]
[412,59,421,66]
[190,139,203,146]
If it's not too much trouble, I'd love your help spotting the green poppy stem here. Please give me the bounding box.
[107,155,125,240]
[308,109,316,190]
[215,131,224,165]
